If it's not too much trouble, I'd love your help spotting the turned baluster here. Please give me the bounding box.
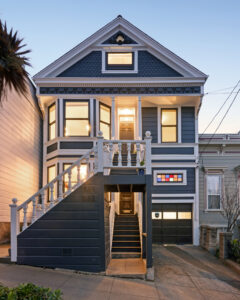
[49,183,55,208]
[22,204,28,230]
[109,142,113,166]
[136,142,141,167]
[77,163,81,184]
[41,190,45,214]
[94,147,98,171]
[127,142,131,167]
[58,177,63,201]
[118,142,122,166]
[31,197,37,223]
[85,155,90,178]
[68,170,72,193]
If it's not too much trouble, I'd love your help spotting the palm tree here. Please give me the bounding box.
[0,20,31,103]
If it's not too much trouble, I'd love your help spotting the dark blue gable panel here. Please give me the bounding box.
[181,107,195,143]
[58,51,182,77]
[142,107,158,143]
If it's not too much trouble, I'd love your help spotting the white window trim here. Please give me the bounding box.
[153,169,187,186]
[157,106,180,144]
[101,49,138,74]
[204,170,224,212]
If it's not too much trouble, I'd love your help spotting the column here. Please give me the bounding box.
[138,96,142,139]
[90,98,94,137]
[111,96,115,139]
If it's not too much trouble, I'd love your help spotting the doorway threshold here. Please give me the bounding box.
[106,258,146,279]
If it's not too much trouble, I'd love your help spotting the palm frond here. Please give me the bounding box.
[0,20,31,103]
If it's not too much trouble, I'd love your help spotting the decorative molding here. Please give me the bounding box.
[40,86,201,95]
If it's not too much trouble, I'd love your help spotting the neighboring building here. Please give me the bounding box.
[199,133,240,234]
[0,81,42,243]
[10,16,207,274]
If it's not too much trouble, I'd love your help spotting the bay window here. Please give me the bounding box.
[48,103,56,140]
[161,108,177,143]
[64,101,89,136]
[47,165,56,199]
[207,174,222,210]
[100,104,111,139]
[63,163,87,192]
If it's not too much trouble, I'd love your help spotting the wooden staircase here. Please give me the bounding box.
[112,214,141,258]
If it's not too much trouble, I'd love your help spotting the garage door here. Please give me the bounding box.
[152,203,192,244]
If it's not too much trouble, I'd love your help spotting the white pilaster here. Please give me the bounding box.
[138,96,142,139]
[90,98,94,137]
[111,96,115,139]
[59,98,63,137]
[193,166,200,245]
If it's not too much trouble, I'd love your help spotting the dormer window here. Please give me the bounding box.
[106,52,134,70]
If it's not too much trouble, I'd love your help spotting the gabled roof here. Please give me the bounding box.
[33,15,208,80]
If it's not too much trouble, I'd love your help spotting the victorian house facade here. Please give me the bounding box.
[10,16,207,274]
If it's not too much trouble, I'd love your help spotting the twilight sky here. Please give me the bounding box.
[1,0,240,133]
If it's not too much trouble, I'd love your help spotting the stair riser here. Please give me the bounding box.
[114,231,139,235]
[112,248,141,253]
[115,221,138,225]
[114,226,139,231]
[112,242,140,247]
[113,236,140,241]
[112,253,141,259]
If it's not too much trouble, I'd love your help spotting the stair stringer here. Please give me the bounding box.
[17,173,107,273]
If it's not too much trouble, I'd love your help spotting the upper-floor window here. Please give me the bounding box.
[64,101,89,136]
[48,103,56,140]
[207,174,222,210]
[106,52,134,70]
[161,108,177,143]
[100,104,111,139]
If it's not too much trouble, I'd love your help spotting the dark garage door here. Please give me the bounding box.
[152,203,192,244]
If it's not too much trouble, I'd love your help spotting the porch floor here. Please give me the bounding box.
[106,258,146,277]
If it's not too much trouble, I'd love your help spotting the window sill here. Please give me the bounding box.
[204,209,223,213]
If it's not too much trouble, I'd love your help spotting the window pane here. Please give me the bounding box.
[163,212,177,219]
[100,105,110,123]
[65,102,88,118]
[162,127,177,142]
[49,104,56,123]
[152,212,162,219]
[65,120,89,136]
[63,164,87,192]
[162,109,177,125]
[208,195,221,209]
[207,175,221,195]
[49,123,56,140]
[100,122,110,140]
[178,212,192,219]
[47,165,56,199]
[107,53,132,65]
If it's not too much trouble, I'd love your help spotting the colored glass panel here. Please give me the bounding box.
[156,173,183,183]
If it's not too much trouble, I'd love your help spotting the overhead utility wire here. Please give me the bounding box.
[200,80,240,137]
[204,86,235,95]
[200,85,240,159]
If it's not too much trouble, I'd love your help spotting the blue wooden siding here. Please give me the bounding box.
[152,167,195,194]
[142,107,158,143]
[151,147,194,155]
[181,107,195,143]
[58,51,182,77]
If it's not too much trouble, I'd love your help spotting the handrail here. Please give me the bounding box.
[17,148,96,211]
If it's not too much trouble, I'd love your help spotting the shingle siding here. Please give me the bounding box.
[58,51,182,77]
[181,107,195,143]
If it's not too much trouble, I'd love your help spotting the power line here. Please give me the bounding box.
[200,80,240,137]
[204,86,236,95]
[200,86,240,159]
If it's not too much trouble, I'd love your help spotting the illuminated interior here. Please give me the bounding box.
[48,104,56,140]
[47,165,57,198]
[63,163,88,192]
[64,101,89,136]
[107,53,132,65]
[161,109,177,142]
[100,104,111,139]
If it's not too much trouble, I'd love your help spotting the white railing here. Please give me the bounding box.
[109,197,115,255]
[137,194,143,256]
[10,146,98,262]
[103,131,152,174]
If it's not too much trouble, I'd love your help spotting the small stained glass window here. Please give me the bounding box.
[156,173,183,183]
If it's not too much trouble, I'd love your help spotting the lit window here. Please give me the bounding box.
[64,101,89,136]
[63,163,87,192]
[100,104,111,139]
[156,173,183,183]
[47,165,57,199]
[106,52,133,70]
[48,103,56,140]
[152,212,162,219]
[163,212,177,219]
[207,175,222,209]
[161,109,177,143]
[178,212,192,219]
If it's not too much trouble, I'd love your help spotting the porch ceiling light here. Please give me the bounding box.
[118,108,135,115]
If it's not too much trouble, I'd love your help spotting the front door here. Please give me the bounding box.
[119,120,134,153]
[120,192,134,214]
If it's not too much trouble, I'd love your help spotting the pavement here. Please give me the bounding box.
[0,244,239,299]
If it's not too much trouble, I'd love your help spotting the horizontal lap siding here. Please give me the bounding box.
[181,107,195,143]
[0,84,42,223]
[142,107,158,143]
[17,174,106,272]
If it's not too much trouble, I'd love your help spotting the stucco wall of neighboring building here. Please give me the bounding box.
[0,81,42,243]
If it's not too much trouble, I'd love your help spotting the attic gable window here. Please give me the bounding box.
[106,52,134,70]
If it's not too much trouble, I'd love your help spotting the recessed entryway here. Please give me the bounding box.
[120,192,134,214]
